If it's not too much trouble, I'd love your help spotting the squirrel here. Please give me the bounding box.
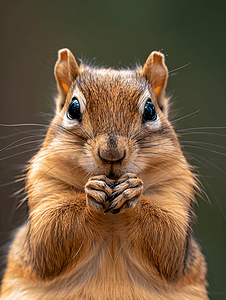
[0,49,209,300]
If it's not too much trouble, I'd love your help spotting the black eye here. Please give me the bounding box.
[67,97,81,121]
[143,100,157,122]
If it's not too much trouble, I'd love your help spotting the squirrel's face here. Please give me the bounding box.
[56,69,168,180]
[39,49,181,188]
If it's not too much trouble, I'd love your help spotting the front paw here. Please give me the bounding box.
[85,175,114,211]
[105,173,143,214]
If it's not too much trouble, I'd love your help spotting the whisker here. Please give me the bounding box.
[37,61,54,71]
[180,140,226,150]
[145,61,192,106]
[0,129,46,140]
[30,146,85,165]
[113,241,125,267]
[83,171,92,181]
[178,126,226,131]
[71,242,84,262]
[0,147,41,161]
[0,138,44,152]
[186,152,226,176]
[132,161,150,181]
[182,144,226,156]
[171,110,200,124]
[183,151,209,169]
[194,167,226,220]
[34,157,85,186]
[178,131,226,138]
[0,123,50,128]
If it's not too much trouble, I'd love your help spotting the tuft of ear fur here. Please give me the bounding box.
[142,51,168,113]
[54,48,80,111]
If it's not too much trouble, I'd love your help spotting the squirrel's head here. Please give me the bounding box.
[31,49,182,188]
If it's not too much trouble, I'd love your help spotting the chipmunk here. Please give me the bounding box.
[0,49,209,300]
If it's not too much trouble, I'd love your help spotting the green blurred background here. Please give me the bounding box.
[0,0,225,298]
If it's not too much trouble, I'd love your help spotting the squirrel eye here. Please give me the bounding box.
[67,97,81,121]
[143,100,157,122]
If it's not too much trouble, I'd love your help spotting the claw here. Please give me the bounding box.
[111,208,121,214]
[111,178,127,188]
[104,202,117,213]
[106,191,119,202]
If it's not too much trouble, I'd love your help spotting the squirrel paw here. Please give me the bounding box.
[85,175,114,211]
[105,173,143,214]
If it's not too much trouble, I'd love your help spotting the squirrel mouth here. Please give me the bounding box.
[107,171,120,181]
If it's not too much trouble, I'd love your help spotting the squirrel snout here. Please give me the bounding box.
[98,148,126,164]
[97,135,127,164]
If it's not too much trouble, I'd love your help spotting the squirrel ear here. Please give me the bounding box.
[142,51,168,112]
[54,48,79,110]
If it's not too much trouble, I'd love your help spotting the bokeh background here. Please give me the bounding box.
[0,0,225,298]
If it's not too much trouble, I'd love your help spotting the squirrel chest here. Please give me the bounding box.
[0,49,209,300]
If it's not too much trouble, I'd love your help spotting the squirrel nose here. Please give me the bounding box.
[98,148,126,164]
[97,134,127,164]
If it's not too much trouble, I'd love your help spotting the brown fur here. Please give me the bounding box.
[0,49,209,299]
